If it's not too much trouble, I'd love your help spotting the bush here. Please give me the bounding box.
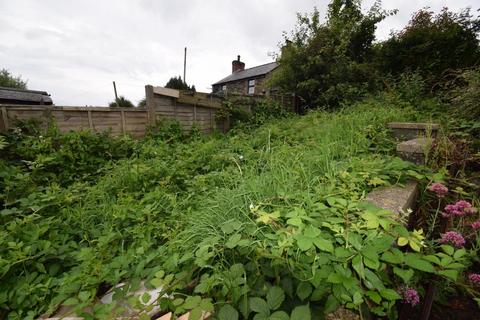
[109,96,135,108]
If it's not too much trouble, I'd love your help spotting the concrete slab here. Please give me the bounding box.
[365,181,419,219]
[396,138,433,165]
[388,122,439,141]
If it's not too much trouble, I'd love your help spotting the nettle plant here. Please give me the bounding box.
[104,193,474,319]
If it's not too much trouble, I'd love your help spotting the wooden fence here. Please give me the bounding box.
[0,86,226,138]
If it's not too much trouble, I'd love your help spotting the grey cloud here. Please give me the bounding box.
[0,0,477,105]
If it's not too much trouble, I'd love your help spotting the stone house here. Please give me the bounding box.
[212,56,278,96]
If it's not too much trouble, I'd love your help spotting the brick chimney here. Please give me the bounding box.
[232,55,245,73]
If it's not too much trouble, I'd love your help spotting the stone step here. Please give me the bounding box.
[396,137,434,165]
[388,122,440,141]
[365,181,419,221]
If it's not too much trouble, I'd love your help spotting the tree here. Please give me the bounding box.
[165,76,195,91]
[0,69,27,89]
[377,8,480,91]
[271,0,392,109]
[109,96,135,108]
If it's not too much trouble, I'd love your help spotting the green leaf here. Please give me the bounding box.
[366,291,381,304]
[381,251,403,264]
[441,245,454,256]
[183,296,202,309]
[404,254,436,273]
[351,255,365,279]
[296,235,314,251]
[226,234,242,249]
[287,217,303,227]
[438,269,459,281]
[397,237,409,246]
[393,267,414,283]
[290,305,311,320]
[218,304,239,320]
[453,248,466,260]
[296,282,312,301]
[249,297,270,316]
[189,307,203,320]
[141,292,151,304]
[63,297,79,306]
[379,289,401,301]
[313,237,334,253]
[78,291,90,302]
[323,295,339,314]
[267,286,285,311]
[270,311,289,320]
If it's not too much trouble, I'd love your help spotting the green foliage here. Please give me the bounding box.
[0,69,27,89]
[165,76,195,91]
[377,8,480,91]
[109,96,135,108]
[446,68,480,121]
[217,97,292,129]
[271,0,393,108]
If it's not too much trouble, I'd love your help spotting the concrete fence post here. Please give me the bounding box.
[1,106,8,131]
[145,85,155,126]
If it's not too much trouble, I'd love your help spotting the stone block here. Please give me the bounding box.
[388,122,439,141]
[365,181,419,220]
[396,137,433,165]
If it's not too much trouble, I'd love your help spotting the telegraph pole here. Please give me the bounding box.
[183,47,187,84]
[112,81,119,107]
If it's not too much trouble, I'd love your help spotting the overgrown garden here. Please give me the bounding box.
[1,0,480,319]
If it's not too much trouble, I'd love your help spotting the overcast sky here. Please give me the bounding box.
[0,0,476,106]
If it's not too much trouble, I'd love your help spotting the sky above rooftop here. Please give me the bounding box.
[0,0,476,106]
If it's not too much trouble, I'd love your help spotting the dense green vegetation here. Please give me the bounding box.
[1,99,478,319]
[1,1,479,319]
[271,0,480,110]
[0,69,28,90]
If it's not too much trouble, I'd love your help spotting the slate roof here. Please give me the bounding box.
[212,61,279,85]
[0,86,53,105]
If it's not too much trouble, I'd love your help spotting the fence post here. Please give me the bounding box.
[87,110,93,130]
[121,110,126,134]
[1,106,8,131]
[145,85,155,126]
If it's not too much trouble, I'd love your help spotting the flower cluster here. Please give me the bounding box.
[443,200,477,218]
[468,273,480,285]
[471,220,480,231]
[399,287,420,307]
[428,183,449,198]
[440,231,466,248]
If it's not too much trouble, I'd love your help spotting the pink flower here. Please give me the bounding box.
[443,200,474,218]
[428,183,449,198]
[469,273,480,285]
[440,231,465,248]
[471,220,480,231]
[399,287,420,307]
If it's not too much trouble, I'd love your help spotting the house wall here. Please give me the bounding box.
[213,75,269,96]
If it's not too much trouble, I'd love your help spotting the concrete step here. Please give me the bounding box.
[396,137,434,165]
[388,122,439,141]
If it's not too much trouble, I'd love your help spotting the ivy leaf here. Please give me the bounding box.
[290,305,311,320]
[249,297,270,316]
[218,304,239,320]
[266,286,285,311]
[296,282,312,301]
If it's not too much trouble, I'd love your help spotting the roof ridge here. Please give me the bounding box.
[241,61,277,72]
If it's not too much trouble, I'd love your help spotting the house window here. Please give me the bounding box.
[247,79,255,95]
[222,85,226,91]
